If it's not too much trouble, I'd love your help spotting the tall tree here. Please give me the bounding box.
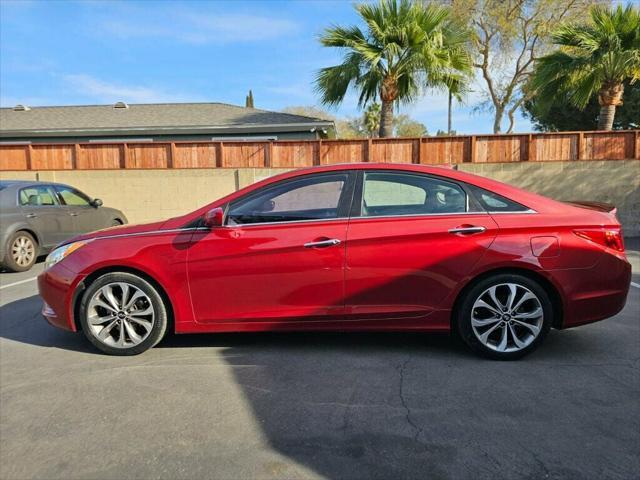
[363,103,382,137]
[530,4,640,131]
[394,114,428,137]
[315,0,471,137]
[523,81,639,131]
[450,0,595,133]
[245,90,254,108]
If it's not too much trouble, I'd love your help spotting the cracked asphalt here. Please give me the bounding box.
[1,250,639,480]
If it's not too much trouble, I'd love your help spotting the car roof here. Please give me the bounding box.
[0,180,72,189]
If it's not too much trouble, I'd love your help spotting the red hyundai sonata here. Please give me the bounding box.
[38,164,631,359]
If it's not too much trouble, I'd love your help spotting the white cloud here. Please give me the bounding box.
[182,12,299,43]
[100,9,300,44]
[62,74,202,104]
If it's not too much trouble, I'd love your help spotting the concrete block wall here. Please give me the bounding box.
[2,160,638,235]
[0,168,286,225]
[459,160,639,236]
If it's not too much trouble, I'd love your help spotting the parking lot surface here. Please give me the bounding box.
[1,252,639,480]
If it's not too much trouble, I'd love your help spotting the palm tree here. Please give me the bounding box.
[445,76,467,135]
[363,103,381,137]
[315,0,472,137]
[530,4,640,131]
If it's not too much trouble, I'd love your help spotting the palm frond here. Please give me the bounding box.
[531,3,640,112]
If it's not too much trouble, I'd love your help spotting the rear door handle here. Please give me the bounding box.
[26,213,37,218]
[448,226,486,235]
[69,212,78,216]
[304,238,341,248]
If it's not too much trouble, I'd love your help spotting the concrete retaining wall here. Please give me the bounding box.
[459,160,639,236]
[2,160,638,235]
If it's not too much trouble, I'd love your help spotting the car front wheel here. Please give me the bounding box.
[456,274,553,360]
[79,272,168,355]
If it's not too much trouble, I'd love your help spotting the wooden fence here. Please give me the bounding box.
[1,130,638,171]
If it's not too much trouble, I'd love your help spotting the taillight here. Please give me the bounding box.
[574,228,625,252]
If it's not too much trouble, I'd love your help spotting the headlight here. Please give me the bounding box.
[45,240,93,269]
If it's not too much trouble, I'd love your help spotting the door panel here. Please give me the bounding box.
[187,221,347,323]
[344,170,498,322]
[54,186,102,234]
[187,171,355,324]
[344,214,498,319]
[18,185,72,247]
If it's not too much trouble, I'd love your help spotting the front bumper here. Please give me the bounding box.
[38,263,84,332]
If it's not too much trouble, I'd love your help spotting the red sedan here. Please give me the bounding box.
[38,164,631,359]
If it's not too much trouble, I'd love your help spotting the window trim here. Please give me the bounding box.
[223,171,357,228]
[204,169,537,228]
[18,185,60,208]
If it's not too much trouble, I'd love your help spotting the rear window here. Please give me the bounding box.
[467,185,530,213]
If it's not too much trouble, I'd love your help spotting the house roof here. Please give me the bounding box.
[0,102,335,138]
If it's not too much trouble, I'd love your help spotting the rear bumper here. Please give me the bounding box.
[555,251,632,328]
[38,263,84,332]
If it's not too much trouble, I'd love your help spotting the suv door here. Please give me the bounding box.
[187,172,355,324]
[18,185,71,247]
[344,170,498,326]
[54,185,102,235]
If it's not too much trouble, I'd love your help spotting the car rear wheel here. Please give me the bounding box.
[79,272,168,355]
[456,274,552,360]
[2,231,37,272]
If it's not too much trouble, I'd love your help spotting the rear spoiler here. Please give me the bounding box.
[565,200,617,215]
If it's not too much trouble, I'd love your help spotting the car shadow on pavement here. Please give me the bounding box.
[0,292,614,360]
[0,295,93,353]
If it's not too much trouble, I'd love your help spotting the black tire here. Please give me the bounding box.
[78,272,168,356]
[111,219,123,226]
[455,273,553,360]
[2,231,38,272]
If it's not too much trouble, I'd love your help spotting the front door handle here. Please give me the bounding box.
[448,226,486,235]
[304,238,341,248]
[68,212,78,216]
[26,213,37,218]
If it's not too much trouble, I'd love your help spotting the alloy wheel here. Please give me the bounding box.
[87,282,155,349]
[11,235,35,267]
[470,283,544,353]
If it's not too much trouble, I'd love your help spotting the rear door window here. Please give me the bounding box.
[361,172,467,217]
[19,186,59,207]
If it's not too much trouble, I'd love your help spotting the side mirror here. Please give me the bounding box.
[203,207,224,228]
[91,198,103,208]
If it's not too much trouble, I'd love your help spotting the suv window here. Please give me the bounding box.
[55,186,91,206]
[19,186,59,206]
[361,172,467,217]
[467,185,530,213]
[227,173,349,225]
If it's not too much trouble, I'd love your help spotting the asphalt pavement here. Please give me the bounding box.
[0,251,638,480]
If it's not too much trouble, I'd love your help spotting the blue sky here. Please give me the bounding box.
[1,0,536,134]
